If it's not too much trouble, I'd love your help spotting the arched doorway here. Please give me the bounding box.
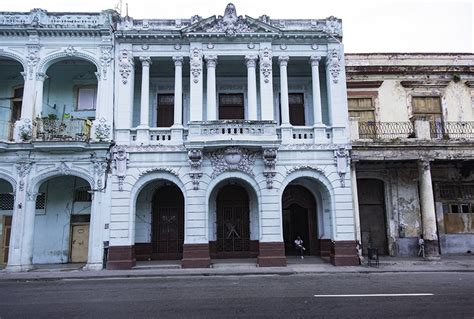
[215,184,251,258]
[282,185,317,256]
[151,185,184,260]
[357,179,388,255]
[0,57,24,141]
[0,179,14,266]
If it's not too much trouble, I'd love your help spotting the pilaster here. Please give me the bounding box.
[259,46,274,121]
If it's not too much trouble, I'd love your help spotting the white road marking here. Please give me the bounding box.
[314,293,434,297]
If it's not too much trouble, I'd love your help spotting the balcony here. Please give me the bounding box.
[33,118,92,142]
[351,119,474,141]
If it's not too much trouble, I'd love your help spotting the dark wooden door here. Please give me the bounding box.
[156,94,174,127]
[2,216,12,264]
[219,93,244,120]
[282,185,317,255]
[216,185,250,257]
[358,179,388,255]
[289,93,305,126]
[152,185,184,260]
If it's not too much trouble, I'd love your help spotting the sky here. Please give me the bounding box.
[0,0,472,53]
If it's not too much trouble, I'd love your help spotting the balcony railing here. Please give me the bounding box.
[34,118,91,142]
[130,128,174,144]
[0,120,14,141]
[292,127,314,141]
[358,122,414,139]
[430,122,474,139]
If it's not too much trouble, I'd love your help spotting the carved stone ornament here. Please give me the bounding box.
[16,161,32,191]
[94,117,111,141]
[259,47,272,84]
[188,149,203,190]
[286,165,325,176]
[58,162,71,175]
[139,167,179,178]
[17,118,33,141]
[334,148,349,187]
[99,46,113,80]
[92,161,108,189]
[205,3,252,37]
[245,55,257,68]
[118,49,134,85]
[327,48,341,84]
[263,148,277,189]
[324,16,342,36]
[208,147,257,178]
[190,48,202,84]
[113,145,129,191]
[26,45,40,80]
[64,45,77,57]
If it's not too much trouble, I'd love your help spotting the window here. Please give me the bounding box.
[348,97,375,122]
[74,188,92,202]
[0,194,14,210]
[35,193,46,210]
[412,96,443,137]
[156,94,174,127]
[289,93,305,126]
[219,93,244,120]
[76,86,97,110]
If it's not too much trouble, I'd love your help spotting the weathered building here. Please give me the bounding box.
[0,4,359,271]
[346,53,474,257]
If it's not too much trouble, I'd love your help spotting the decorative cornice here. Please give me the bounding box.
[400,80,450,89]
[346,81,384,89]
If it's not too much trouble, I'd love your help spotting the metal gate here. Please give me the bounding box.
[216,185,250,257]
[152,185,184,260]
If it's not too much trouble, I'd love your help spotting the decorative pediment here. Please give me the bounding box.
[182,3,280,37]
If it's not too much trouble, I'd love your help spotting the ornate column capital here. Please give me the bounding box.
[36,72,48,81]
[278,55,289,66]
[139,56,152,67]
[245,55,258,68]
[310,55,321,67]
[205,55,218,68]
[418,159,432,171]
[173,55,183,67]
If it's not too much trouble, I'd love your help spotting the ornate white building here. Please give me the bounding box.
[2,5,471,272]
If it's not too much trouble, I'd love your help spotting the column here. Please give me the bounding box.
[171,56,184,142]
[310,56,326,142]
[115,47,134,144]
[136,57,151,145]
[418,160,440,258]
[13,72,37,141]
[245,55,258,121]
[279,56,290,126]
[350,162,362,260]
[259,46,274,121]
[205,55,217,121]
[325,44,349,143]
[189,46,203,121]
[34,73,47,118]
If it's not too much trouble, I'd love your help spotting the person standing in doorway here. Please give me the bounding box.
[295,236,306,259]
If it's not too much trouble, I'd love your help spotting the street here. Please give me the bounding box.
[0,272,473,318]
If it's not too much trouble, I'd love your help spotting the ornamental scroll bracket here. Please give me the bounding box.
[113,145,129,191]
[263,148,277,189]
[334,147,349,187]
[188,149,203,190]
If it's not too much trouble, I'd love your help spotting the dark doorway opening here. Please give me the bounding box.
[282,185,318,255]
[357,179,388,255]
[151,185,184,260]
[215,184,251,258]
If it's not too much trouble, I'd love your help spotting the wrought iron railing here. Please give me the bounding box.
[34,118,91,142]
[358,122,414,139]
[432,122,474,139]
[0,120,14,141]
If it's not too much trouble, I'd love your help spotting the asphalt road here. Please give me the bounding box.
[0,272,473,318]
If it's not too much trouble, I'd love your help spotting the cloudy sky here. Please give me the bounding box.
[0,0,472,53]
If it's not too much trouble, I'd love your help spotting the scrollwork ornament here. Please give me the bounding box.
[327,48,341,84]
[26,45,40,80]
[205,3,252,36]
[99,46,113,80]
[113,145,129,191]
[118,49,134,85]
[58,162,70,175]
[94,117,111,141]
[259,48,272,84]
[190,48,202,84]
[208,147,257,178]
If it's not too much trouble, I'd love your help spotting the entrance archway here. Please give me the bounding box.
[215,184,251,258]
[282,185,317,256]
[357,179,388,255]
[151,185,184,260]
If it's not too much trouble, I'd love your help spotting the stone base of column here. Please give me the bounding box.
[258,242,287,267]
[170,126,183,143]
[423,240,440,260]
[136,126,150,145]
[280,125,293,142]
[181,243,211,268]
[313,124,327,143]
[106,245,135,270]
[320,239,332,257]
[5,264,34,272]
[83,262,103,271]
[330,240,359,266]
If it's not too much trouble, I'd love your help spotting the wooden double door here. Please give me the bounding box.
[152,185,184,260]
[215,185,251,257]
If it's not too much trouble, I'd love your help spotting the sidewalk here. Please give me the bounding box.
[0,255,472,282]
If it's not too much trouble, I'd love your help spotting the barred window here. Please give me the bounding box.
[35,193,46,210]
[0,194,14,210]
[74,188,92,202]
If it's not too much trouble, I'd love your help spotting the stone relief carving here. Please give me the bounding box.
[17,118,33,141]
[113,145,129,191]
[263,148,277,189]
[118,49,134,85]
[92,161,107,189]
[286,165,325,176]
[259,47,272,84]
[324,16,342,35]
[94,117,111,141]
[190,15,202,24]
[99,46,113,79]
[190,48,202,84]
[188,149,203,190]
[64,45,77,56]
[139,167,178,178]
[25,45,40,80]
[327,48,341,84]
[245,55,257,68]
[205,3,252,36]
[208,147,257,178]
[16,161,32,191]
[334,148,349,187]
[58,162,71,175]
